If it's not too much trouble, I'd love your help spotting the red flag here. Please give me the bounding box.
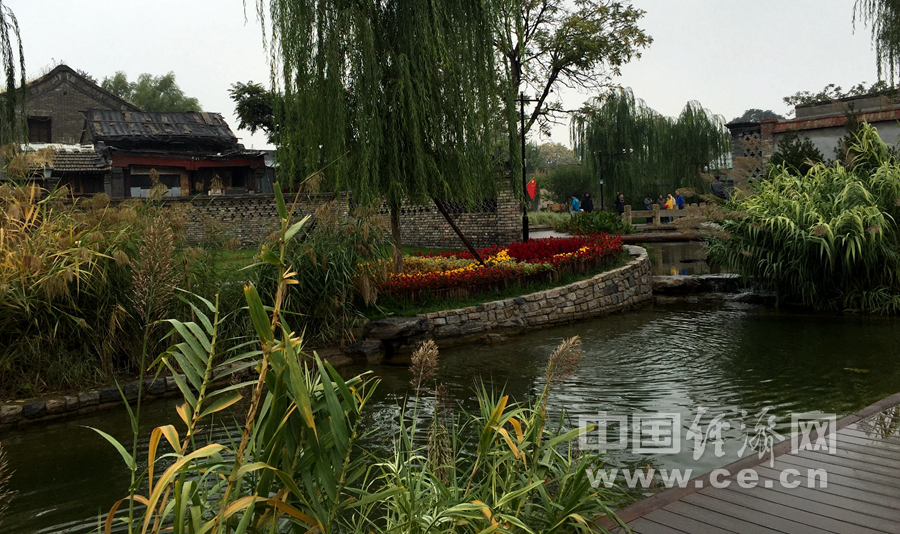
[526,177,537,199]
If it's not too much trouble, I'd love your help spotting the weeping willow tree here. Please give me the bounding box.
[571,88,730,207]
[255,0,500,270]
[854,0,900,84]
[0,1,25,147]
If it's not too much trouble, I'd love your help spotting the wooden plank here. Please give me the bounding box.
[696,486,860,534]
[663,500,777,534]
[797,449,899,478]
[837,432,900,456]
[832,434,900,460]
[755,465,900,519]
[778,453,900,492]
[838,427,900,445]
[840,423,900,438]
[626,517,689,534]
[639,509,738,534]
[682,492,825,534]
[725,482,899,533]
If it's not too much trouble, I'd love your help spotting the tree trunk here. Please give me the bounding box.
[390,204,403,274]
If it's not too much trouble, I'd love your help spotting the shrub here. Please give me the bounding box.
[252,200,388,346]
[707,123,900,312]
[554,210,634,235]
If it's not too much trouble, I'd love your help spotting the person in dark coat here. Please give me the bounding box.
[582,192,594,213]
[614,193,626,216]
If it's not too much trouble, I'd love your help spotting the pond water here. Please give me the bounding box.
[4,298,900,533]
[642,241,719,276]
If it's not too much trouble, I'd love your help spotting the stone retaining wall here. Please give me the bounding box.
[0,376,183,432]
[422,245,651,339]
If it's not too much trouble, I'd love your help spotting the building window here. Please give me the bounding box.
[27,116,52,143]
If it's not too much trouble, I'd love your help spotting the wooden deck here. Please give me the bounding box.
[600,392,900,534]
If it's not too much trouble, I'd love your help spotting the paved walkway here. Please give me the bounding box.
[600,393,900,534]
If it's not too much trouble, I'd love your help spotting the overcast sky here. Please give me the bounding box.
[8,0,882,148]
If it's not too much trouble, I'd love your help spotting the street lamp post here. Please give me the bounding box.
[516,92,537,242]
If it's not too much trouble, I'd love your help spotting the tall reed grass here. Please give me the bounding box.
[708,123,900,312]
[97,185,627,534]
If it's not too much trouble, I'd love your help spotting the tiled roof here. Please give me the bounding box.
[773,109,900,134]
[85,110,238,149]
[50,147,109,172]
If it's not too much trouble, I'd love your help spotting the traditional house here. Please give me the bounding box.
[83,109,267,198]
[25,64,140,144]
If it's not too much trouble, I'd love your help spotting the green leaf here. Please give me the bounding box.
[244,284,274,344]
[284,215,310,242]
[274,182,288,220]
[86,426,136,470]
[199,391,243,418]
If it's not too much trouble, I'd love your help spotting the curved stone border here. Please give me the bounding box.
[2,247,652,431]
[423,245,651,340]
[0,377,183,433]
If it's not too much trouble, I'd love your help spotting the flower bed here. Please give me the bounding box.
[379,234,623,301]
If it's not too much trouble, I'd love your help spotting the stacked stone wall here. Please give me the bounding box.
[422,245,651,339]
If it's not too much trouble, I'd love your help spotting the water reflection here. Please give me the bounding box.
[642,241,718,276]
[4,299,900,533]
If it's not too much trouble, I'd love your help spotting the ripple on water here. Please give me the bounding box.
[5,300,900,533]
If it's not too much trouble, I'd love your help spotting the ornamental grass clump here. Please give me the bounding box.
[707,123,900,313]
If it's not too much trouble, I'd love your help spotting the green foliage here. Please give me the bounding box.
[554,210,634,236]
[257,0,498,209]
[770,131,825,176]
[252,201,388,346]
[854,1,900,83]
[528,210,570,227]
[543,164,595,203]
[708,123,900,313]
[0,1,25,147]
[494,0,652,139]
[0,176,250,398]
[229,81,276,143]
[783,81,893,108]
[99,188,627,533]
[572,88,731,204]
[536,142,579,171]
[732,109,785,122]
[101,71,201,112]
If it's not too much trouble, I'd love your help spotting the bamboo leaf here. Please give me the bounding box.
[244,284,274,344]
[199,391,243,418]
[86,426,135,470]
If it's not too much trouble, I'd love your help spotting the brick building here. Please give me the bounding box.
[25,64,140,144]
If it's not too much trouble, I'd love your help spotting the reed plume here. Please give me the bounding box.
[409,340,439,393]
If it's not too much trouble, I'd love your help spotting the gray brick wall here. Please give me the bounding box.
[27,66,138,144]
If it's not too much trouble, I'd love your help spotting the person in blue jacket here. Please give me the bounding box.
[675,192,685,210]
[571,195,581,214]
